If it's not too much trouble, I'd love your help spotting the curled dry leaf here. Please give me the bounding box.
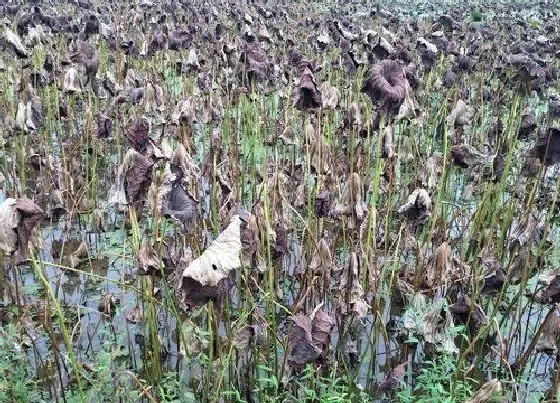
[339,252,370,319]
[361,60,410,111]
[332,172,368,230]
[451,144,487,168]
[310,238,332,277]
[446,99,472,127]
[137,241,160,275]
[398,188,431,225]
[126,117,150,153]
[0,198,44,264]
[381,125,395,159]
[450,294,489,334]
[172,98,196,125]
[419,152,442,192]
[179,215,241,308]
[319,81,340,109]
[293,65,322,111]
[465,379,502,403]
[108,149,153,208]
[98,293,117,316]
[288,314,321,369]
[310,130,332,175]
[287,308,334,370]
[426,241,452,289]
[4,27,29,58]
[96,113,112,139]
[125,305,143,324]
[535,311,560,355]
[378,362,406,393]
[534,275,560,304]
[63,67,81,93]
[530,125,560,166]
[163,181,199,233]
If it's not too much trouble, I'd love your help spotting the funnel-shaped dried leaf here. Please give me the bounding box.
[418,153,442,191]
[25,96,43,132]
[293,66,322,111]
[311,308,335,348]
[536,311,560,355]
[4,28,29,58]
[70,41,99,82]
[98,293,117,316]
[241,211,263,270]
[172,98,196,125]
[310,238,332,276]
[0,198,43,264]
[288,314,321,368]
[534,275,560,304]
[426,242,452,288]
[96,113,112,139]
[381,125,395,159]
[398,188,431,225]
[450,294,488,333]
[361,60,410,111]
[179,215,241,307]
[63,67,81,93]
[126,117,150,153]
[310,131,332,175]
[171,143,200,184]
[530,125,560,166]
[108,149,153,207]
[518,108,536,140]
[332,172,368,230]
[186,48,200,70]
[288,308,334,370]
[125,305,143,324]
[244,42,269,84]
[465,379,502,403]
[137,242,160,275]
[163,181,199,233]
[319,81,340,109]
[378,362,406,393]
[339,252,370,319]
[451,144,487,168]
[446,100,472,127]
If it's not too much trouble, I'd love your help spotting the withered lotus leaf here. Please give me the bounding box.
[137,242,160,275]
[451,144,487,168]
[319,81,340,110]
[126,117,150,153]
[288,314,321,368]
[63,67,81,93]
[361,60,410,111]
[309,238,332,276]
[530,125,560,166]
[332,172,368,230]
[293,65,322,111]
[108,148,153,207]
[397,188,431,225]
[450,294,489,334]
[179,215,241,307]
[4,28,29,58]
[465,379,502,403]
[96,113,112,139]
[426,241,452,288]
[535,311,560,355]
[287,308,334,369]
[378,362,406,393]
[446,99,472,127]
[69,40,99,83]
[163,181,199,233]
[0,198,43,264]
